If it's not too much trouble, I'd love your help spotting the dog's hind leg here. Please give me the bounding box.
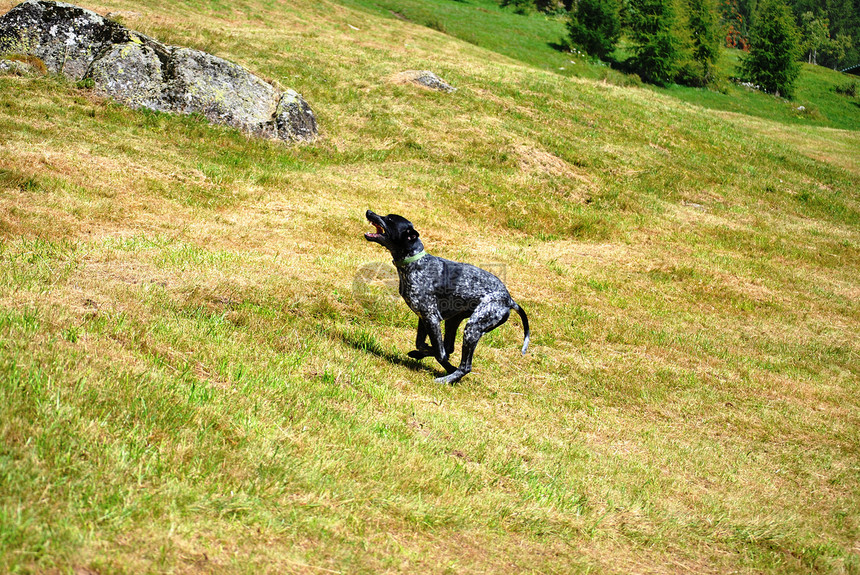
[435,299,510,385]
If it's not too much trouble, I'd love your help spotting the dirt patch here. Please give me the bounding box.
[513,143,593,185]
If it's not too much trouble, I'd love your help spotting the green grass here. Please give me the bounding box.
[664,48,860,131]
[1,0,859,572]
[337,0,638,82]
[341,0,860,130]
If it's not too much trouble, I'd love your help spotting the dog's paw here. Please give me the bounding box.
[407,349,433,360]
[434,370,466,385]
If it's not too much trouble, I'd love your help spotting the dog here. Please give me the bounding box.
[363,210,529,384]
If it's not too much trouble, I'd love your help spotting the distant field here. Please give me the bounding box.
[1,0,858,573]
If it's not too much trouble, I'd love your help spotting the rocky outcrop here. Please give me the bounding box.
[0,0,317,142]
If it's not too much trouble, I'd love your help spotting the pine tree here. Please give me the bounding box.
[626,0,681,85]
[567,0,622,59]
[740,0,801,97]
[687,0,722,83]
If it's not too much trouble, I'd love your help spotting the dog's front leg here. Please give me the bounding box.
[407,318,434,360]
[425,314,456,374]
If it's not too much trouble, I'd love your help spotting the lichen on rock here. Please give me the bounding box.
[275,89,318,142]
[0,0,128,80]
[87,40,167,111]
[165,47,280,136]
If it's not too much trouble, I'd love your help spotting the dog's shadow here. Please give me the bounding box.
[335,327,444,377]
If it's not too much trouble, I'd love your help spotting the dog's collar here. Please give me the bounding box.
[393,250,427,267]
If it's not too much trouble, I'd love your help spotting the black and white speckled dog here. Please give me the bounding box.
[364,210,529,384]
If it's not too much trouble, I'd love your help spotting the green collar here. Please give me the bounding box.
[393,250,427,267]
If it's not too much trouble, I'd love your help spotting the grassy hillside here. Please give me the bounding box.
[1,0,859,573]
[342,0,860,131]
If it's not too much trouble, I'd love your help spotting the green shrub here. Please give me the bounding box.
[500,0,534,15]
[834,81,858,97]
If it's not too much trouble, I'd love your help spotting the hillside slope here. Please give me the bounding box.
[342,0,860,131]
[1,0,858,573]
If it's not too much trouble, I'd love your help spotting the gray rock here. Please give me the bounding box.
[87,39,168,111]
[0,0,127,80]
[681,201,708,211]
[393,69,456,92]
[0,0,317,142]
[275,89,317,142]
[165,47,280,136]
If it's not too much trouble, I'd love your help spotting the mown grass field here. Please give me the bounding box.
[1,0,859,572]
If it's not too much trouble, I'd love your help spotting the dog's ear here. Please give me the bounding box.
[406,227,420,242]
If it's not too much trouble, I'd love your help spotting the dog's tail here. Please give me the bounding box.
[511,302,530,355]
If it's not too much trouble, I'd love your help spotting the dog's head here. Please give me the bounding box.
[364,210,421,256]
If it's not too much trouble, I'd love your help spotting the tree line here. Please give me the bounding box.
[501,0,860,98]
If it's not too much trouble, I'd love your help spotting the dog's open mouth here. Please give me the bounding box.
[364,221,385,240]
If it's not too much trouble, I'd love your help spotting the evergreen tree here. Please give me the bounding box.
[567,0,622,59]
[740,0,801,97]
[626,0,681,84]
[687,0,722,83]
[738,0,758,31]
